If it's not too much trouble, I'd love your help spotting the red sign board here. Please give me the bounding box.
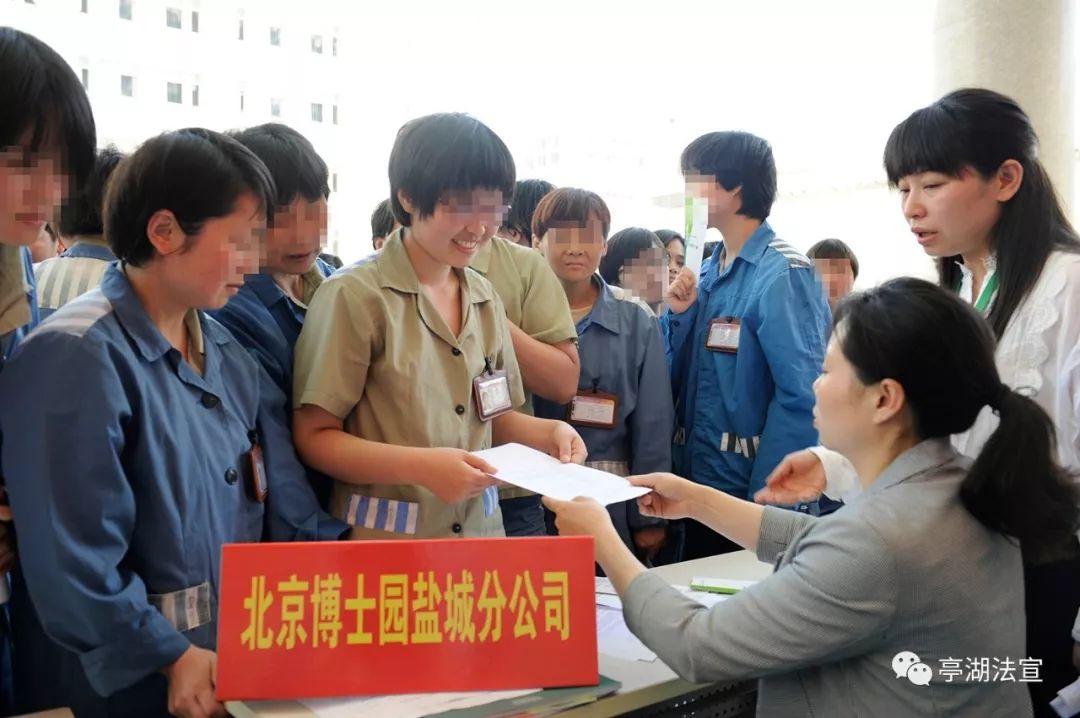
[216,537,598,700]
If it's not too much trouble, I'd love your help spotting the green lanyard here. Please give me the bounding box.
[973,272,1000,314]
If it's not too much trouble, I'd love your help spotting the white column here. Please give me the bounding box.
[934,0,1076,214]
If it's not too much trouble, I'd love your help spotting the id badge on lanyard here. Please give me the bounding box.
[473,357,513,422]
[706,316,741,353]
[568,379,618,429]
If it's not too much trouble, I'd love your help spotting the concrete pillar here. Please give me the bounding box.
[934,0,1075,215]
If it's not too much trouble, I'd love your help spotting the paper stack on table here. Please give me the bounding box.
[300,689,537,718]
[1052,675,1080,717]
[473,444,649,505]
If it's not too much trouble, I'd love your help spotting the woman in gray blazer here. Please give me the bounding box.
[545,278,1079,717]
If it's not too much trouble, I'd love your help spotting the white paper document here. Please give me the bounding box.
[1052,674,1080,717]
[683,196,709,275]
[596,605,657,662]
[473,443,650,505]
[300,688,536,718]
[595,584,728,611]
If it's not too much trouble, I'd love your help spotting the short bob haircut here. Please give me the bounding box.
[105,128,276,267]
[371,198,395,239]
[680,131,777,222]
[230,123,328,216]
[599,227,668,286]
[0,27,97,191]
[806,238,859,279]
[654,229,685,250]
[532,188,611,242]
[388,113,515,227]
[59,146,124,238]
[502,179,555,244]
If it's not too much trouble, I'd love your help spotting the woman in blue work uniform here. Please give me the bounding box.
[0,128,342,718]
[0,27,97,715]
[532,193,675,564]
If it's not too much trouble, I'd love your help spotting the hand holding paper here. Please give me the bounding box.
[473,443,649,505]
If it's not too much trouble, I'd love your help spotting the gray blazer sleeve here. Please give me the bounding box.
[622,514,898,684]
[756,505,817,563]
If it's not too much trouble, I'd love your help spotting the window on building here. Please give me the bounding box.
[81,68,90,91]
[310,103,323,123]
[238,18,244,40]
[332,172,338,192]
[269,27,281,46]
[120,74,134,97]
[167,82,182,104]
[81,0,89,13]
[311,35,323,54]
[240,92,245,111]
[270,98,282,117]
[332,36,338,56]
[191,11,199,32]
[119,0,132,20]
[192,84,200,106]
[332,104,338,125]
[166,7,181,28]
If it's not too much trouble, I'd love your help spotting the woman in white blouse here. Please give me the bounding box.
[759,88,1080,714]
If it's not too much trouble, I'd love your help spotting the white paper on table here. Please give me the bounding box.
[596,605,656,662]
[473,443,649,505]
[300,688,536,718]
[1051,675,1080,717]
[596,585,728,611]
[595,576,617,595]
[683,196,709,275]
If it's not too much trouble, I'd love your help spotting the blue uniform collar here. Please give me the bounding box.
[700,221,774,292]
[244,258,332,311]
[62,238,116,262]
[101,264,232,365]
[577,275,622,335]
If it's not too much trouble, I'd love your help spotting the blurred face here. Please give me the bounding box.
[401,188,507,269]
[0,134,67,247]
[812,333,873,456]
[813,258,855,308]
[666,238,685,284]
[155,193,263,310]
[620,245,668,305]
[685,173,741,228]
[539,214,606,283]
[897,167,1010,259]
[264,197,327,275]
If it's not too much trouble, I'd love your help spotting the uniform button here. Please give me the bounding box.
[224,468,239,485]
[452,523,463,534]
[455,405,465,415]
[451,348,462,356]
[672,320,681,328]
[201,392,220,409]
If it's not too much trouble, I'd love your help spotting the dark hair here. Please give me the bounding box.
[532,188,611,241]
[502,179,555,244]
[105,128,276,267]
[599,227,667,286]
[834,277,1079,553]
[680,131,776,221]
[655,229,685,251]
[59,146,124,237]
[370,198,395,240]
[388,113,515,227]
[702,240,720,261]
[230,123,328,217]
[884,88,1080,339]
[0,27,96,190]
[807,238,859,279]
